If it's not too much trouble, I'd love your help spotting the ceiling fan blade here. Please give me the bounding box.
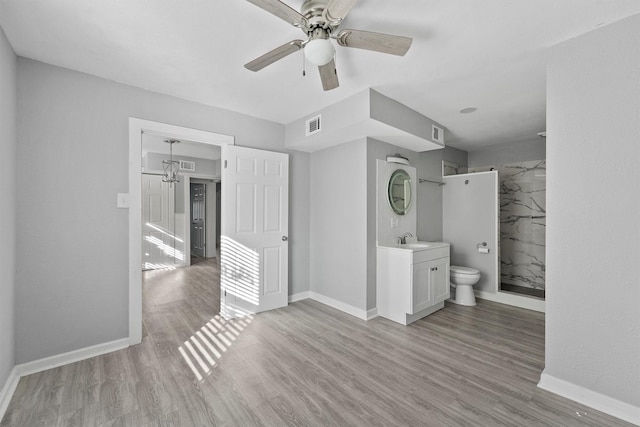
[324,0,357,24]
[318,59,339,91]
[246,0,308,28]
[336,29,412,56]
[245,40,304,72]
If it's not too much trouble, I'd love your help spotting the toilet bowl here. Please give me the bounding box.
[449,265,481,306]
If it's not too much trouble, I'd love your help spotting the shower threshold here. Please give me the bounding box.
[500,283,545,299]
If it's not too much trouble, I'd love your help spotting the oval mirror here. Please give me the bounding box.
[388,169,412,215]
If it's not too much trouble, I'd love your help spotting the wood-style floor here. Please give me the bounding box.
[2,258,632,426]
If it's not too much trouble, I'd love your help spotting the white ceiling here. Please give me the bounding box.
[2,0,639,151]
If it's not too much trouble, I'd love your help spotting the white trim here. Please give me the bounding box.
[289,292,379,321]
[15,338,130,377]
[0,367,20,421]
[476,290,545,313]
[129,118,234,345]
[308,292,368,320]
[289,291,310,303]
[539,372,640,426]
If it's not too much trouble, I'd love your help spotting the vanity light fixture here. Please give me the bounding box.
[386,154,410,165]
[162,139,181,186]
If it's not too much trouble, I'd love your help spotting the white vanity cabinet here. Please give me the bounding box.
[377,243,450,325]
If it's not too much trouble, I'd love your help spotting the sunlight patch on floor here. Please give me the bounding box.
[179,314,254,381]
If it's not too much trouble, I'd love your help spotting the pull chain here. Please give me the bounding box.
[302,51,306,77]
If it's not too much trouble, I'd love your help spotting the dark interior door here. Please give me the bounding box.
[190,183,206,258]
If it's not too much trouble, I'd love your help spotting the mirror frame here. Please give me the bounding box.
[388,168,412,215]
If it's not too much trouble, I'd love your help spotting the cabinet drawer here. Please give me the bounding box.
[412,247,449,264]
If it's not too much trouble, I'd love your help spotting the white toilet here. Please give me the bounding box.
[449,265,481,306]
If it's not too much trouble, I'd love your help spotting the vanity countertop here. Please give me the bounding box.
[378,241,450,252]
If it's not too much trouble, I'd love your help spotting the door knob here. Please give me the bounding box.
[282,236,288,241]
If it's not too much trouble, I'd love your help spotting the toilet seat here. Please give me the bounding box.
[450,265,480,276]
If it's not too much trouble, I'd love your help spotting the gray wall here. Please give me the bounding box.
[288,150,310,296]
[468,139,545,168]
[310,139,368,310]
[545,14,640,408]
[313,137,456,312]
[0,26,17,392]
[144,152,217,177]
[15,58,310,363]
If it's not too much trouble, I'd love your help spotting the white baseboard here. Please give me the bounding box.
[366,308,378,320]
[0,367,20,422]
[15,338,130,377]
[289,291,310,303]
[539,372,640,426]
[308,292,368,320]
[289,291,375,321]
[1,337,130,421]
[476,290,545,313]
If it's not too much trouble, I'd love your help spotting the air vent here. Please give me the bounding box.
[431,124,444,144]
[179,160,196,171]
[305,115,321,136]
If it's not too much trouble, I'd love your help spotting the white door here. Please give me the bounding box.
[141,174,179,270]
[221,145,289,318]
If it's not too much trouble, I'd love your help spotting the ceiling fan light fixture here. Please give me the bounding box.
[304,38,335,66]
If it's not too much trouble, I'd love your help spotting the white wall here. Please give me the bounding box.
[15,58,310,363]
[468,139,545,168]
[0,25,17,396]
[543,13,640,419]
[205,181,217,258]
[310,139,368,311]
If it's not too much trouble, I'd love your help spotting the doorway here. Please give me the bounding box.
[128,119,234,344]
[129,119,291,346]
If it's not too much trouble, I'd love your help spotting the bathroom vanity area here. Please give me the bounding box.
[377,242,450,325]
[376,157,451,325]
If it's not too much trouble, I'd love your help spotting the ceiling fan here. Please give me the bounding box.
[244,0,413,91]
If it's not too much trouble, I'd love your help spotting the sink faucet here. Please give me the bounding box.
[399,232,413,245]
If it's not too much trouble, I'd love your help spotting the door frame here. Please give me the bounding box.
[182,174,220,267]
[128,118,234,345]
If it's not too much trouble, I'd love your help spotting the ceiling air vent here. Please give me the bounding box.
[179,160,196,171]
[431,124,444,144]
[305,115,321,136]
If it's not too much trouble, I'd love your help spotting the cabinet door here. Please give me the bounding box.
[411,262,433,314]
[431,257,450,304]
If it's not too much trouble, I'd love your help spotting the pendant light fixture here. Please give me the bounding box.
[162,139,181,185]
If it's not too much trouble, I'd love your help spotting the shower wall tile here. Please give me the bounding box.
[442,160,467,176]
[470,160,546,290]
